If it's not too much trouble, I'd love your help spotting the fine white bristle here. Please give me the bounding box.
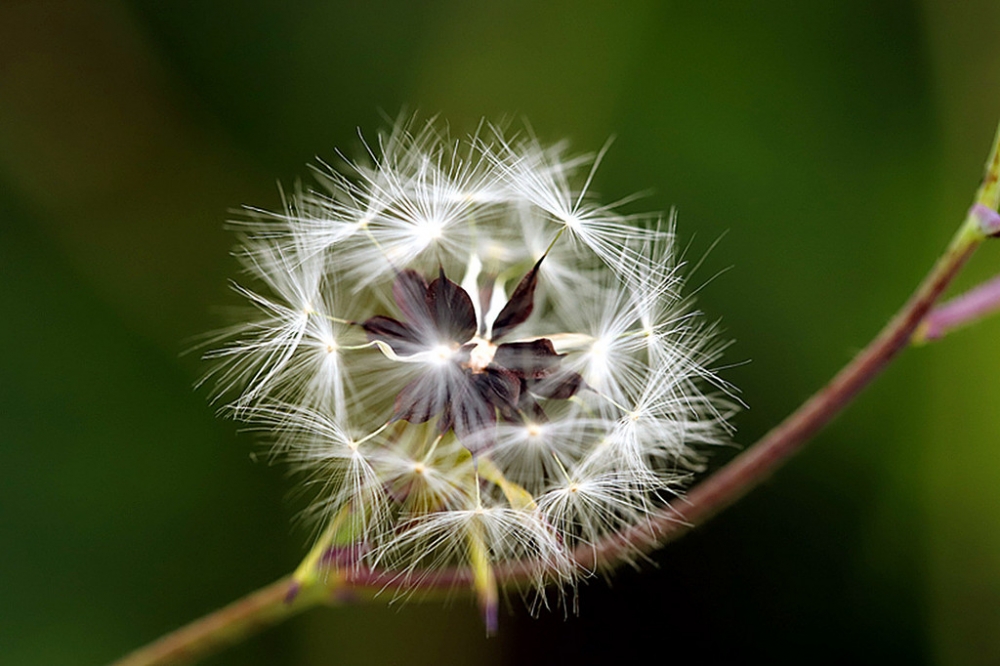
[204,116,736,617]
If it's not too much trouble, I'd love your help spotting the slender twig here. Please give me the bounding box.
[113,123,1000,666]
[612,125,998,555]
[582,211,980,562]
[112,576,318,666]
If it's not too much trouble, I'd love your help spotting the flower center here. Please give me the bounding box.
[432,343,456,364]
[464,335,498,374]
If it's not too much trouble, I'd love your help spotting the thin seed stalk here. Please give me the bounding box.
[111,576,328,666]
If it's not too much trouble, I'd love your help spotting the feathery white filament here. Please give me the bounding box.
[205,117,736,612]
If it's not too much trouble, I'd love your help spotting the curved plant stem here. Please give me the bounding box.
[575,211,983,566]
[113,123,1000,666]
[111,577,323,666]
[505,119,1000,573]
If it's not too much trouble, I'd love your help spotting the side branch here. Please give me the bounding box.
[916,270,1000,341]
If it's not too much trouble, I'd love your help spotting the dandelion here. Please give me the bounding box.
[206,117,736,631]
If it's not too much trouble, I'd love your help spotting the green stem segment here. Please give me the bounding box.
[113,122,1000,666]
[111,576,328,666]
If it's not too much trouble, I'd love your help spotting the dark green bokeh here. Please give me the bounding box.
[2,2,999,664]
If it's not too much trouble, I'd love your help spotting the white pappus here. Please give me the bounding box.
[204,116,737,631]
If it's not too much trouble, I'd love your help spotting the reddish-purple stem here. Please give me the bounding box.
[110,232,984,666]
[113,576,308,666]
[921,271,1000,340]
[115,123,1000,666]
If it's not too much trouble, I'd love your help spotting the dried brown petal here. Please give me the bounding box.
[492,339,563,379]
[428,267,477,344]
[526,370,585,400]
[450,376,497,453]
[490,257,543,341]
[473,366,521,422]
[516,386,549,423]
[361,315,422,355]
[392,375,450,424]
[392,269,432,329]
[477,273,497,336]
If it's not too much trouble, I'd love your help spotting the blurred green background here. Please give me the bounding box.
[2,1,1000,664]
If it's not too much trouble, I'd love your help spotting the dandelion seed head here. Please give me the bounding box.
[204,115,738,622]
